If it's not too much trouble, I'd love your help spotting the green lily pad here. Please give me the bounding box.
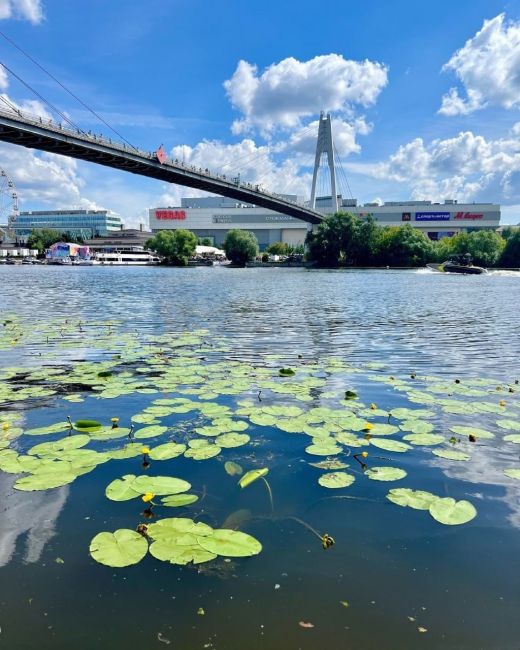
[105,474,142,501]
[504,434,520,443]
[368,423,400,436]
[216,432,250,448]
[161,494,199,507]
[147,517,213,540]
[305,443,342,456]
[504,469,520,480]
[0,450,41,473]
[89,529,148,567]
[279,368,295,376]
[400,420,434,434]
[27,434,90,457]
[369,439,412,453]
[239,468,268,488]
[89,427,131,441]
[429,498,477,525]
[149,539,216,565]
[24,421,71,436]
[133,425,168,439]
[14,466,78,491]
[74,419,102,433]
[497,419,520,431]
[365,466,407,481]
[224,461,243,476]
[184,445,221,460]
[449,426,495,439]
[132,475,191,495]
[402,433,445,446]
[308,459,349,470]
[197,529,262,557]
[318,471,355,488]
[386,488,439,510]
[148,442,187,460]
[432,448,470,461]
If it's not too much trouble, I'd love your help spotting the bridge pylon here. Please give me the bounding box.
[310,112,338,214]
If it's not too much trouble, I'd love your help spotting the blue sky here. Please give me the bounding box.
[1,0,520,225]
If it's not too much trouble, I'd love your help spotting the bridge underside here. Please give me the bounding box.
[0,114,324,225]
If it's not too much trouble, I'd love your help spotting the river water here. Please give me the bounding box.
[0,266,519,650]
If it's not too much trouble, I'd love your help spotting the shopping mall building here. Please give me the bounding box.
[149,196,501,250]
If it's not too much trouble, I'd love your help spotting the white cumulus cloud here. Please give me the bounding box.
[347,124,520,204]
[439,14,520,115]
[0,0,43,23]
[224,54,388,135]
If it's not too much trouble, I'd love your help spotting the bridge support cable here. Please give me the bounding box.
[0,30,139,153]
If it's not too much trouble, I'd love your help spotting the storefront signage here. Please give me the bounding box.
[155,210,186,220]
[454,212,483,220]
[415,212,450,221]
[212,214,297,224]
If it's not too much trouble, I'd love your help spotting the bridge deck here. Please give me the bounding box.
[0,109,324,225]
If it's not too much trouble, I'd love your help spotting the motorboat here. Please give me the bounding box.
[427,254,486,275]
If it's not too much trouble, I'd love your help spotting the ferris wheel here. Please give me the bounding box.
[0,168,19,227]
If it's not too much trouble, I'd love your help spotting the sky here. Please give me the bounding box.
[1,0,520,226]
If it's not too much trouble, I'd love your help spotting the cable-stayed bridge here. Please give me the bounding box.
[0,107,326,225]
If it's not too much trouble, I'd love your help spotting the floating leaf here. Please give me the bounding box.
[24,421,71,436]
[279,368,295,377]
[432,448,470,461]
[429,498,477,525]
[369,439,411,453]
[184,445,221,460]
[105,474,142,501]
[387,488,440,510]
[497,419,520,431]
[365,466,407,481]
[305,443,342,456]
[224,461,243,476]
[449,426,495,439]
[74,419,102,432]
[89,529,148,567]
[132,475,191,495]
[308,459,349,470]
[161,494,199,507]
[318,471,355,488]
[134,425,168,439]
[197,529,262,557]
[149,539,216,565]
[216,432,250,448]
[148,442,187,460]
[239,468,268,488]
[503,468,520,480]
[504,434,520,444]
[402,433,445,446]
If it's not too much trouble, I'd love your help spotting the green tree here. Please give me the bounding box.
[223,229,258,265]
[266,242,290,256]
[26,228,63,255]
[146,229,198,265]
[435,230,505,267]
[377,225,435,266]
[199,237,213,246]
[499,229,520,268]
[306,213,381,266]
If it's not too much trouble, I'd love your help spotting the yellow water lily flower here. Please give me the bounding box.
[141,446,150,455]
[370,403,377,410]
[363,423,374,431]
[499,400,506,407]
[111,417,120,423]
[2,422,9,430]
[361,451,369,458]
[142,492,155,503]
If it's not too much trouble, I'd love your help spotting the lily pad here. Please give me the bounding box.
[308,459,349,470]
[239,468,268,488]
[318,471,355,488]
[161,494,199,507]
[133,425,168,439]
[432,448,470,461]
[197,529,262,557]
[149,539,216,565]
[89,529,148,567]
[504,434,520,444]
[449,426,495,439]
[132,475,191,495]
[504,469,520,480]
[224,461,243,476]
[429,498,477,525]
[369,439,412,453]
[148,442,187,460]
[24,421,71,436]
[216,432,250,448]
[402,433,445,446]
[365,466,407,481]
[496,419,520,431]
[184,445,221,460]
[105,474,142,501]
[386,488,439,510]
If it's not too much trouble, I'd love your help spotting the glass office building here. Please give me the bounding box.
[12,209,122,240]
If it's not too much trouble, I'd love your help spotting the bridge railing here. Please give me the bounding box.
[0,105,316,215]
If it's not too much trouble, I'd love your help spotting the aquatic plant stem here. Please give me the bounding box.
[283,515,323,541]
[260,476,274,513]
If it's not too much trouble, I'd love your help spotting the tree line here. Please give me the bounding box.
[305,213,520,268]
